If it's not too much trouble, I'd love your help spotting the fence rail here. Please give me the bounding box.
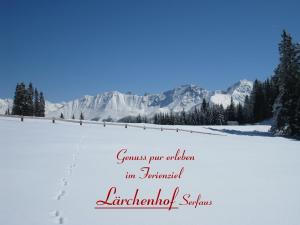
[0,114,224,136]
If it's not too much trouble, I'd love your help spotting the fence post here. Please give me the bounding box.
[104,122,106,127]
[161,128,163,131]
[125,124,127,128]
[52,118,55,123]
[80,120,82,126]
[176,128,178,132]
[21,116,24,122]
[144,126,146,130]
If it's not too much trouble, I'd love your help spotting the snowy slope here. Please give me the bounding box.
[0,80,253,120]
[0,117,299,225]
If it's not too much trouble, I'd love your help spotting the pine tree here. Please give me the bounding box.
[294,43,300,136]
[12,83,20,115]
[295,43,300,67]
[24,82,34,116]
[200,99,209,125]
[136,114,142,123]
[180,109,186,125]
[201,99,208,112]
[244,77,277,124]
[39,92,45,117]
[272,30,300,136]
[243,95,253,123]
[12,82,27,116]
[169,111,175,125]
[237,103,244,124]
[80,112,84,120]
[262,79,273,119]
[142,115,148,123]
[60,113,64,119]
[218,105,226,125]
[34,88,39,116]
[294,96,300,135]
[252,80,265,122]
[226,97,236,121]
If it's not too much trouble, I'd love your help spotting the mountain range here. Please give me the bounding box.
[0,80,253,121]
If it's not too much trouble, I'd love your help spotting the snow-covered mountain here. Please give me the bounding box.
[0,80,253,121]
[210,79,253,106]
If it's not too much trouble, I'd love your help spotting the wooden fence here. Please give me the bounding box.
[0,114,223,136]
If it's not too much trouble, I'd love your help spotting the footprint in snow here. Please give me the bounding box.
[57,217,64,224]
[50,210,64,224]
[62,178,68,186]
[49,210,59,217]
[56,190,66,200]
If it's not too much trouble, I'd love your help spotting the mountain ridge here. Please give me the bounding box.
[0,80,253,121]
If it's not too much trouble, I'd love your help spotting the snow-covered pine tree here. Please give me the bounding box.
[294,43,300,135]
[272,30,300,136]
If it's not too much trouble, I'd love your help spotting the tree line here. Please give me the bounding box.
[9,82,86,120]
[130,31,300,138]
[11,82,45,117]
[60,112,85,120]
[127,79,279,126]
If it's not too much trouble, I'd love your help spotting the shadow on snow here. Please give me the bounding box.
[205,127,273,137]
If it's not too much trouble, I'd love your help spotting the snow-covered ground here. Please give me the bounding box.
[0,117,299,225]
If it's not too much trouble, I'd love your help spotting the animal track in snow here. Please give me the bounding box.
[57,217,64,224]
[56,190,66,200]
[51,135,84,224]
[49,210,59,217]
[62,178,68,186]
[50,210,64,224]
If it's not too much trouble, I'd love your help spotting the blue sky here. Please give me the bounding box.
[1,0,299,102]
